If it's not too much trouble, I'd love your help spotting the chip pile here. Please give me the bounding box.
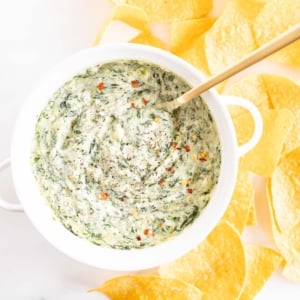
[91,0,300,298]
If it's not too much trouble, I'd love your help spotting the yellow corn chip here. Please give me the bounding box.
[179,35,211,77]
[240,109,293,177]
[282,262,300,283]
[93,5,149,45]
[93,4,166,48]
[275,227,300,283]
[221,165,254,233]
[239,245,282,300]
[204,0,265,74]
[269,40,300,66]
[283,110,300,155]
[269,148,300,232]
[91,275,203,299]
[170,18,216,55]
[262,74,300,111]
[177,34,227,91]
[112,5,151,31]
[223,74,272,116]
[110,0,213,22]
[223,74,272,146]
[112,4,150,32]
[253,0,300,66]
[267,178,300,283]
[231,108,256,147]
[159,222,246,300]
[130,31,167,49]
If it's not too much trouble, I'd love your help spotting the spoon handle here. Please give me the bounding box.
[173,23,300,109]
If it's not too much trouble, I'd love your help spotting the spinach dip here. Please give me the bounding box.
[31,60,221,249]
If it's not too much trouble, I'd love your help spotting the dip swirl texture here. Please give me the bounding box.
[31,60,221,249]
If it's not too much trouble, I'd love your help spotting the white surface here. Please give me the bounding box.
[0,0,300,299]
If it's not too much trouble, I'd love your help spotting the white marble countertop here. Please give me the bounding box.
[1,0,300,299]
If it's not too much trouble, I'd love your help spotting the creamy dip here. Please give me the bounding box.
[31,60,221,249]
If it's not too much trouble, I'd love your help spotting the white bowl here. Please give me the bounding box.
[6,44,262,271]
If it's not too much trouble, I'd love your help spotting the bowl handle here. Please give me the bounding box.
[220,95,263,157]
[0,158,23,212]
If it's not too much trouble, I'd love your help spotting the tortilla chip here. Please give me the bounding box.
[93,4,166,48]
[177,34,227,92]
[204,0,264,74]
[110,0,213,22]
[267,178,300,283]
[239,245,282,300]
[231,107,256,147]
[262,74,300,111]
[269,148,300,232]
[267,178,284,235]
[282,262,300,283]
[274,224,300,283]
[240,109,293,177]
[170,18,216,55]
[221,165,254,233]
[159,222,246,300]
[91,275,203,299]
[283,110,300,156]
[223,74,272,146]
[223,74,272,116]
[178,35,211,77]
[130,31,167,49]
[269,40,300,66]
[112,4,150,32]
[253,0,300,66]
[93,5,149,45]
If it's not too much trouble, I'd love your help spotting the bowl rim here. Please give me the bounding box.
[11,43,238,271]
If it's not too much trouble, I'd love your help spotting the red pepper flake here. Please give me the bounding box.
[97,82,104,91]
[176,147,182,151]
[158,222,164,227]
[199,151,208,162]
[141,97,148,105]
[131,80,139,88]
[130,102,136,108]
[184,145,191,152]
[171,142,178,149]
[136,235,142,241]
[166,167,173,173]
[143,228,150,236]
[158,178,165,186]
[99,192,109,200]
[187,188,193,194]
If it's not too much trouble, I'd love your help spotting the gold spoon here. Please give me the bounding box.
[160,23,300,113]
